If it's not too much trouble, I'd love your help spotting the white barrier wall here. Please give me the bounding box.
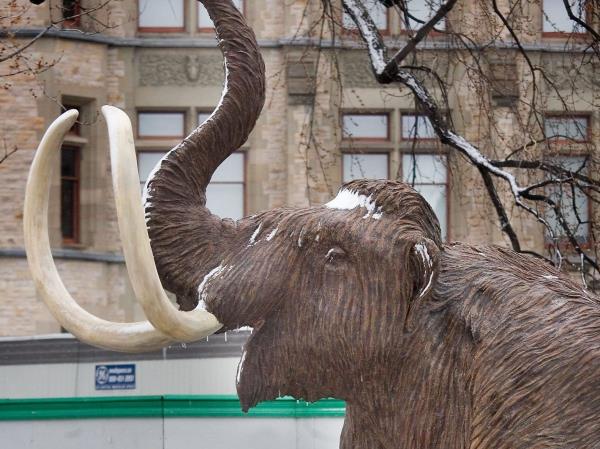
[0,358,240,398]
[0,333,247,398]
[0,335,346,449]
[0,417,345,449]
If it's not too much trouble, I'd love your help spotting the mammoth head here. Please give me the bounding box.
[203,179,442,409]
[24,0,442,407]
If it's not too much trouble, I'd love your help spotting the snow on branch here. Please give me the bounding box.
[341,0,388,75]
[339,0,600,272]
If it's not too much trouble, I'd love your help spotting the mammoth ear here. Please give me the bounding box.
[405,236,440,330]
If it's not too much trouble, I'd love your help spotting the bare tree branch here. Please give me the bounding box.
[561,0,600,41]
[334,0,600,275]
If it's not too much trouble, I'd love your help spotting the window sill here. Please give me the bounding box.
[340,141,394,151]
[399,140,443,151]
[61,242,86,250]
[541,32,589,39]
[135,138,183,149]
[63,135,87,146]
[137,28,186,34]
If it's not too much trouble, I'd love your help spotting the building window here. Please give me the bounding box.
[341,114,389,186]
[138,111,185,139]
[545,156,589,242]
[544,115,589,142]
[343,0,388,31]
[401,114,436,140]
[136,108,245,220]
[543,114,590,243]
[400,0,446,31]
[61,146,80,243]
[206,152,245,220]
[138,0,185,31]
[60,104,83,244]
[62,0,81,27]
[199,0,244,30]
[343,153,389,182]
[543,0,586,34]
[342,113,389,140]
[402,154,448,240]
[137,151,245,220]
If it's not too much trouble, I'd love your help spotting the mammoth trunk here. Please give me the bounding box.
[143,0,266,308]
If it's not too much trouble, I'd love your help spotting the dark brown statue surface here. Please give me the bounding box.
[145,3,600,447]
[25,1,600,448]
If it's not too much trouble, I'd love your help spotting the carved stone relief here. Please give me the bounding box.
[287,58,317,105]
[340,52,380,88]
[341,50,450,88]
[138,52,224,87]
[540,53,596,90]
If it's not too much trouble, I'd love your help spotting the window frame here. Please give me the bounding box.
[137,110,187,140]
[60,144,82,245]
[341,3,390,36]
[137,0,187,33]
[341,111,391,142]
[401,151,450,241]
[62,0,82,28]
[206,150,247,219]
[400,113,438,142]
[197,0,245,33]
[398,0,447,35]
[543,155,592,247]
[544,113,591,144]
[136,149,247,219]
[400,150,452,242]
[542,0,591,37]
[542,113,592,246]
[341,151,391,182]
[60,103,84,245]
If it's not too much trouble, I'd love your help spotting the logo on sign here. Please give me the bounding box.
[95,364,136,390]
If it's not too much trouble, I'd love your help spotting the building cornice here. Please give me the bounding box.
[4,28,594,54]
[0,247,125,263]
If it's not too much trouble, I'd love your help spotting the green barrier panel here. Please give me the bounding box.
[0,395,346,421]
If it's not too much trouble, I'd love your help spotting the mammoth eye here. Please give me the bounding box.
[325,247,347,264]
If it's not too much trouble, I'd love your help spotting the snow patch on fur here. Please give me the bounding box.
[197,264,230,308]
[414,243,434,298]
[325,188,383,219]
[248,223,262,246]
[266,227,279,241]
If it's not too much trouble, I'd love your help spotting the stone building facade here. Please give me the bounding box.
[0,0,597,336]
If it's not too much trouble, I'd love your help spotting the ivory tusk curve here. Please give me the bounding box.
[103,105,223,342]
[23,110,173,353]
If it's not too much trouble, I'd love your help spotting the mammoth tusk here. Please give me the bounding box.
[23,110,173,353]
[103,105,223,342]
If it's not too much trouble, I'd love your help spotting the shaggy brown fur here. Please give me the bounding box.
[206,179,443,406]
[335,242,600,449]
[206,194,600,448]
[144,2,600,448]
[434,244,600,449]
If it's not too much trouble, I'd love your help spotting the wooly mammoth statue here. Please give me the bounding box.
[24,1,600,448]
